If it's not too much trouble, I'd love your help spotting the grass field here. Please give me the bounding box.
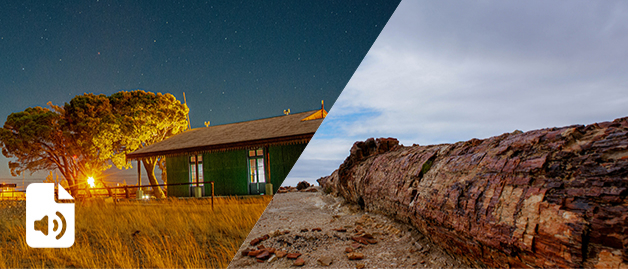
[0,196,272,268]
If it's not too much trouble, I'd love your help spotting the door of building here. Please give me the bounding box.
[248,148,266,195]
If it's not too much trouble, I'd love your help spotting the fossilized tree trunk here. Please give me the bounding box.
[319,117,628,268]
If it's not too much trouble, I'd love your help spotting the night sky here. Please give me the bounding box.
[0,0,400,186]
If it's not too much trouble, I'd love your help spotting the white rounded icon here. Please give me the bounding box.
[26,183,75,248]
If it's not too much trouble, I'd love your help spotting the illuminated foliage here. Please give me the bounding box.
[0,106,83,194]
[0,90,188,198]
[103,90,189,198]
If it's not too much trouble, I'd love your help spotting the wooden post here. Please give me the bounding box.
[194,154,201,198]
[195,155,199,188]
[265,147,271,183]
[211,181,214,211]
[265,146,271,195]
[137,159,142,186]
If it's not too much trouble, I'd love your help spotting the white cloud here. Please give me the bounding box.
[283,0,628,187]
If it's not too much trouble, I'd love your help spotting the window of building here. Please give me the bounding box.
[189,154,203,186]
[248,148,265,184]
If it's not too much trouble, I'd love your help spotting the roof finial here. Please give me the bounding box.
[204,121,210,127]
[284,109,291,115]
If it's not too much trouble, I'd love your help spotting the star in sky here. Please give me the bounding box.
[0,0,401,186]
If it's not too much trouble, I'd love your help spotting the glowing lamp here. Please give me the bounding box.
[87,177,95,188]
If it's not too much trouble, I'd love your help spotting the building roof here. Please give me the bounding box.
[126,109,325,159]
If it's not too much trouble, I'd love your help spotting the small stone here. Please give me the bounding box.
[347,252,364,260]
[293,257,305,266]
[267,247,276,254]
[287,253,302,259]
[356,263,365,269]
[250,234,270,246]
[300,228,309,232]
[312,227,322,231]
[420,260,425,264]
[276,250,287,258]
[351,243,362,249]
[332,228,347,232]
[366,239,377,244]
[248,249,262,257]
[241,248,252,256]
[345,247,353,253]
[257,244,266,250]
[352,236,369,245]
[256,259,264,263]
[256,250,270,260]
[296,181,311,190]
[318,256,333,266]
[268,255,277,263]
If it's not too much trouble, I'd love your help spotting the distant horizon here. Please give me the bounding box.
[284,113,628,187]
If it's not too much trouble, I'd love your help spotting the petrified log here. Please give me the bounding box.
[318,117,628,268]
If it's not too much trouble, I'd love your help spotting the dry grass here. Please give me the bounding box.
[0,196,272,268]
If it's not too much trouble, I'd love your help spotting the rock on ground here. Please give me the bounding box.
[319,117,628,268]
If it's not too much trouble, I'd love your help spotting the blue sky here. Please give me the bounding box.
[284,0,628,186]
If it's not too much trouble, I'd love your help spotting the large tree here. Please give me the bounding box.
[0,90,188,198]
[104,90,188,198]
[0,104,107,196]
[56,93,117,195]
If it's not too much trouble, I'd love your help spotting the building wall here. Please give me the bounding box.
[268,143,308,193]
[203,149,249,196]
[165,142,308,197]
[165,154,190,197]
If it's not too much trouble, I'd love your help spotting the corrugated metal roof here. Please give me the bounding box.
[126,110,324,159]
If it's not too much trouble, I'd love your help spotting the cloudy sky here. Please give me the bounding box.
[284,0,628,186]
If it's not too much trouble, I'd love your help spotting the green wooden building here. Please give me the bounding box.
[126,109,326,197]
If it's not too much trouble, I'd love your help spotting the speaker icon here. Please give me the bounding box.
[26,183,75,248]
[33,212,68,240]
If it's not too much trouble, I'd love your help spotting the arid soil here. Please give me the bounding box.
[229,188,467,268]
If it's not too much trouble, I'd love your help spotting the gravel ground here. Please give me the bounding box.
[229,188,468,268]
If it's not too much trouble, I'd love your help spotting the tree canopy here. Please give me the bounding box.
[0,90,189,197]
[102,90,189,198]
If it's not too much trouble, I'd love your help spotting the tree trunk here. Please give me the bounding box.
[157,157,167,193]
[142,158,165,199]
[319,117,628,268]
[58,169,79,198]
